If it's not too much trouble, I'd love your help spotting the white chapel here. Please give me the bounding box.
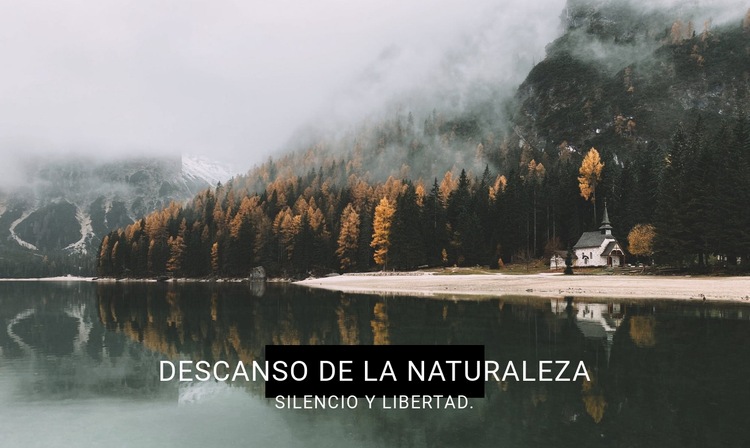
[572,204,624,267]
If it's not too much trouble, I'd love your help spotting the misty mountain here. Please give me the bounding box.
[511,0,750,158]
[10,0,750,277]
[0,155,235,277]
[232,0,748,195]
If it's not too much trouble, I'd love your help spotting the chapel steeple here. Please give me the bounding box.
[599,201,613,236]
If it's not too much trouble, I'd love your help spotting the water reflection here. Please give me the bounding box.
[0,283,169,402]
[551,299,625,365]
[1,282,750,447]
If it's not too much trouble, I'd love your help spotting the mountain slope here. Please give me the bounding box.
[38,1,750,277]
[511,0,750,157]
[0,155,236,277]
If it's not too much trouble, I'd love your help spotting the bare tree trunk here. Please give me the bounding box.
[526,214,530,260]
[592,190,597,228]
[533,188,537,256]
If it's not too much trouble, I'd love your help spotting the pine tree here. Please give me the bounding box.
[496,169,531,262]
[166,235,186,275]
[390,183,426,269]
[357,203,375,270]
[275,208,299,268]
[446,170,472,264]
[682,119,712,265]
[308,204,332,271]
[475,166,495,264]
[371,197,395,269]
[166,219,188,276]
[423,178,448,266]
[292,211,315,273]
[336,204,360,271]
[227,197,257,275]
[147,239,157,275]
[526,160,546,256]
[710,116,750,264]
[735,114,750,263]
[210,242,220,275]
[111,240,120,276]
[98,235,111,276]
[654,125,691,264]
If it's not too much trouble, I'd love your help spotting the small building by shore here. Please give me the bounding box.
[549,250,575,270]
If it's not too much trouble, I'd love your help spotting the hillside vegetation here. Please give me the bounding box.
[98,2,750,277]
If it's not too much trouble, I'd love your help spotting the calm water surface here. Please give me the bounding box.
[1,281,749,447]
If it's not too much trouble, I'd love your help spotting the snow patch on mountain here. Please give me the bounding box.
[1,154,238,275]
[9,209,38,251]
[182,155,238,187]
[64,205,93,255]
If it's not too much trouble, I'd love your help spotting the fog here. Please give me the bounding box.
[0,0,747,182]
[0,0,567,172]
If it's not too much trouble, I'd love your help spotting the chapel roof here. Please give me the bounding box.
[573,231,611,249]
[574,202,617,249]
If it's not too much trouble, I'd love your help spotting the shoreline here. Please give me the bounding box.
[4,272,750,304]
[295,272,750,303]
[0,275,95,282]
[0,276,281,283]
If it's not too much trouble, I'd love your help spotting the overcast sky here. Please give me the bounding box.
[1,0,744,173]
[0,0,572,170]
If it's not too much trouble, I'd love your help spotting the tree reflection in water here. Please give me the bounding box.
[2,281,749,447]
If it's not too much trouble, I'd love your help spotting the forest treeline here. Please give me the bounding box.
[0,252,95,278]
[97,114,750,278]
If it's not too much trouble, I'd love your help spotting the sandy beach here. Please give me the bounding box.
[296,272,750,302]
[0,275,95,282]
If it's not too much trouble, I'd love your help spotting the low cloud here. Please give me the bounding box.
[0,0,746,185]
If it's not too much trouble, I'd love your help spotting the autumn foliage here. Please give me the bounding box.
[628,224,655,260]
[578,147,604,204]
[371,197,395,269]
[96,112,750,277]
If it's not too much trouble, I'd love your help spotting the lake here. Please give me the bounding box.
[1,281,749,447]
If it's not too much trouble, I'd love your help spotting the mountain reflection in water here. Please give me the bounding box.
[1,281,749,447]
